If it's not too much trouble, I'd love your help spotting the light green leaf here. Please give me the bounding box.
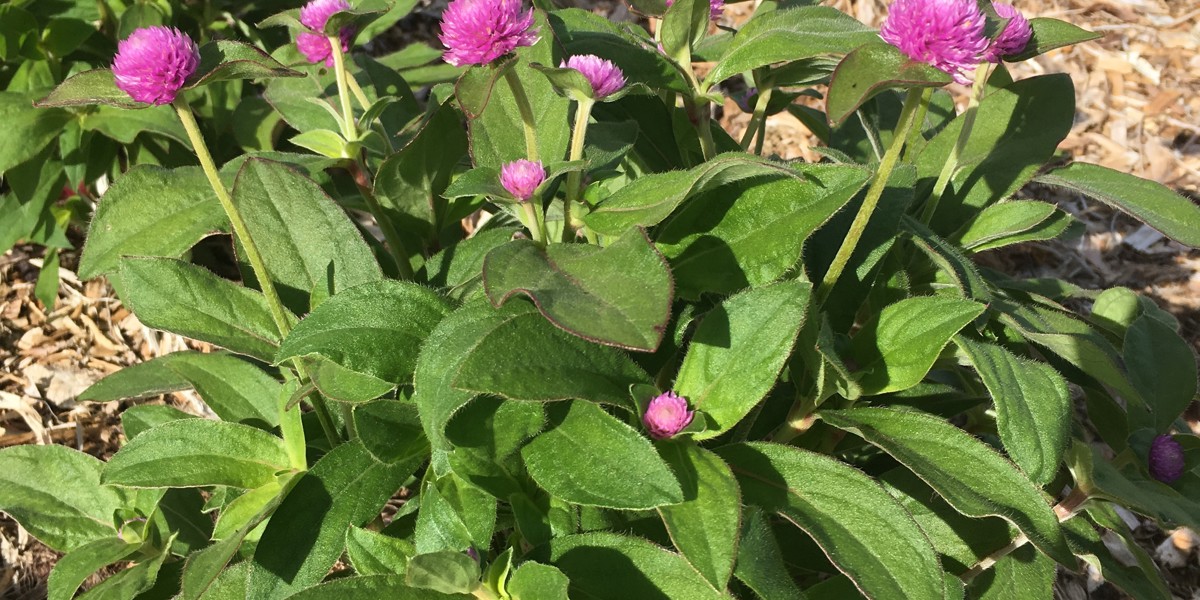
[508,562,569,600]
[849,296,984,394]
[952,200,1059,251]
[406,552,480,595]
[103,419,291,488]
[120,405,196,440]
[657,442,741,589]
[47,537,141,600]
[345,526,414,576]
[826,41,952,126]
[1007,18,1101,62]
[547,532,729,600]
[521,401,684,509]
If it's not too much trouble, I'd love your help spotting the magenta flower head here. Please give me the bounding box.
[665,0,724,21]
[880,0,990,85]
[499,159,545,202]
[643,391,694,440]
[112,26,200,105]
[561,55,626,99]
[985,3,1033,62]
[439,0,539,67]
[1149,434,1186,483]
[296,0,354,67]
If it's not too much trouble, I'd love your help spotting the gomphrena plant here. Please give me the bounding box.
[2,0,1198,597]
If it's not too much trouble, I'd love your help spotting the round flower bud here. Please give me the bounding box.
[643,391,694,440]
[1149,434,1185,483]
[880,0,990,85]
[561,54,626,99]
[985,3,1033,62]
[439,0,539,67]
[112,26,200,105]
[296,0,355,67]
[499,159,545,202]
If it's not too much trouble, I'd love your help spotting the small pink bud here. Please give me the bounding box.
[112,26,200,105]
[561,54,626,99]
[880,0,990,85]
[439,0,539,67]
[499,159,545,201]
[985,3,1033,62]
[296,0,355,67]
[643,391,694,440]
[664,0,724,21]
[1149,434,1185,483]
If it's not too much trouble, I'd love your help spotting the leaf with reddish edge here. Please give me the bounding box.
[826,41,952,127]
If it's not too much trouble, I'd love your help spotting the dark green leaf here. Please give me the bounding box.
[48,537,141,600]
[186,41,302,89]
[414,474,496,554]
[547,532,729,600]
[483,230,672,351]
[103,419,291,488]
[33,69,145,109]
[120,405,196,440]
[1007,18,1101,62]
[952,200,1058,251]
[547,9,689,94]
[1061,516,1171,600]
[826,42,951,126]
[717,443,946,600]
[507,562,569,600]
[353,400,430,465]
[965,544,1054,600]
[657,442,741,588]
[284,574,472,599]
[421,228,516,301]
[34,248,59,310]
[819,408,1075,565]
[83,104,191,148]
[1123,315,1198,432]
[733,506,805,600]
[345,526,414,576]
[76,543,170,600]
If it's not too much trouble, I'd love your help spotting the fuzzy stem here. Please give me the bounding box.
[519,201,546,244]
[960,487,1090,582]
[921,64,988,224]
[816,88,924,303]
[904,87,934,160]
[348,161,414,280]
[563,99,595,242]
[740,88,773,152]
[504,69,540,162]
[328,35,358,141]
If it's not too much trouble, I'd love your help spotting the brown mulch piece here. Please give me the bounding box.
[4,0,1200,597]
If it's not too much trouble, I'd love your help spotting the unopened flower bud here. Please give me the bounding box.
[561,54,626,99]
[112,26,200,105]
[1149,434,1185,483]
[499,159,545,202]
[643,391,694,440]
[985,2,1033,62]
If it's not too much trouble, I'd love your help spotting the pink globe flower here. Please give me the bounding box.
[439,0,539,67]
[643,391,694,440]
[985,2,1033,62]
[296,0,355,67]
[561,55,626,99]
[499,159,545,201]
[1149,434,1185,483]
[880,0,990,85]
[112,26,200,105]
[665,0,724,21]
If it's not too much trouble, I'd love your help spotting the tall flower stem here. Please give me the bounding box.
[345,75,395,154]
[519,200,546,244]
[816,88,924,303]
[173,98,342,449]
[903,87,934,160]
[503,69,540,162]
[739,88,772,152]
[327,34,358,141]
[921,64,988,224]
[563,98,594,243]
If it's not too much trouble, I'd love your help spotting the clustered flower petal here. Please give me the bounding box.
[1149,434,1185,483]
[665,0,724,21]
[499,159,545,201]
[112,26,200,105]
[985,2,1033,62]
[561,55,626,99]
[296,0,355,67]
[643,391,694,440]
[880,0,990,85]
[439,0,539,67]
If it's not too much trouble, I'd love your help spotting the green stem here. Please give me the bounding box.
[960,488,1088,582]
[327,34,358,141]
[921,64,989,224]
[345,72,372,112]
[740,88,772,152]
[695,100,716,161]
[904,87,933,160]
[348,161,414,280]
[503,69,540,162]
[519,200,545,244]
[563,99,594,243]
[815,88,924,304]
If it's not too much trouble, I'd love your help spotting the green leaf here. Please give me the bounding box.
[47,537,141,600]
[81,351,280,427]
[285,574,473,598]
[521,401,684,509]
[722,442,947,599]
[248,440,423,599]
[83,104,191,148]
[661,165,869,298]
[660,0,710,62]
[1061,514,1171,600]
[34,247,59,310]
[733,506,804,600]
[290,129,351,159]
[951,200,1059,251]
[584,153,795,235]
[1,94,72,177]
[445,397,545,498]
[657,442,741,588]
[1073,442,1200,530]
[818,408,1075,566]
[826,42,952,126]
[848,296,984,395]
[121,405,196,440]
[78,166,226,279]
[482,230,672,352]
[187,40,302,88]
[704,7,877,88]
[1123,315,1198,432]
[421,228,516,301]
[0,445,134,551]
[675,282,810,437]
[354,400,430,465]
[547,532,729,600]
[453,309,649,407]
[406,552,481,595]
[276,280,451,385]
[118,257,284,361]
[900,217,991,301]
[1036,162,1200,249]
[414,474,496,554]
[955,338,1069,485]
[507,562,570,600]
[547,9,689,94]
[345,526,415,576]
[33,69,145,109]
[103,419,291,488]
[530,63,601,103]
[965,544,1054,600]
[231,158,383,312]
[1007,18,1101,62]
[76,542,170,600]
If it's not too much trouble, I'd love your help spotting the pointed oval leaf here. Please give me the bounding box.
[657,442,742,589]
[826,41,952,126]
[1006,18,1101,62]
[47,537,142,600]
[34,69,146,109]
[283,574,471,599]
[103,419,291,489]
[952,200,1059,251]
[818,408,1075,566]
[185,40,303,88]
[1123,315,1198,433]
[521,401,684,509]
[717,442,946,600]
[547,532,729,600]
